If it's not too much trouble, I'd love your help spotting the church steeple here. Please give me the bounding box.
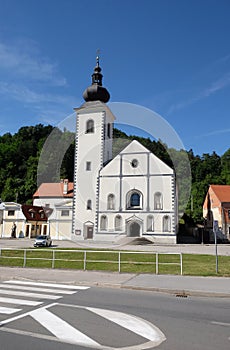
[83,55,110,103]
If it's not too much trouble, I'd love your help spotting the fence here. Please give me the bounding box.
[0,248,183,275]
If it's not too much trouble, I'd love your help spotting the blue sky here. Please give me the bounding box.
[0,0,229,156]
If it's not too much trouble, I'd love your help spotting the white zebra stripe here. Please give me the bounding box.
[3,280,90,290]
[1,284,75,295]
[0,289,61,300]
[0,306,21,314]
[0,297,42,306]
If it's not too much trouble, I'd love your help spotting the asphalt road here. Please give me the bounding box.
[0,280,229,350]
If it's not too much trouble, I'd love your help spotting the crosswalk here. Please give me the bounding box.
[0,280,166,349]
[0,280,90,317]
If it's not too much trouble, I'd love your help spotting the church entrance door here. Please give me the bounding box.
[129,222,141,237]
[87,226,93,239]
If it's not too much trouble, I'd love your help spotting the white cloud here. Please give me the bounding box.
[199,128,230,137]
[168,72,230,114]
[0,40,66,86]
[0,82,74,104]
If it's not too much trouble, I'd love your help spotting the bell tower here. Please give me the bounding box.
[72,56,116,240]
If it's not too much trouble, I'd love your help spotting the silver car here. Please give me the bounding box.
[34,235,52,247]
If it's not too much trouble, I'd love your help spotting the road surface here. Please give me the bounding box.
[0,279,229,349]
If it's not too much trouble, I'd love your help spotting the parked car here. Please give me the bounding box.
[34,235,52,247]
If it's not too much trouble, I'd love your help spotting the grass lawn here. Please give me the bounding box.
[0,248,229,277]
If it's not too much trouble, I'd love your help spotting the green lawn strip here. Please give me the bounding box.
[182,254,230,276]
[0,248,229,276]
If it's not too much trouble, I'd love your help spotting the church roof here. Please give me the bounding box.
[83,56,110,103]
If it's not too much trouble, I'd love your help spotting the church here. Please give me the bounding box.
[0,58,178,243]
[71,57,177,244]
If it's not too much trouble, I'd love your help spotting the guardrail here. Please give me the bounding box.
[0,248,183,275]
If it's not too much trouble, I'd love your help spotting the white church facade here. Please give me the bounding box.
[71,57,177,244]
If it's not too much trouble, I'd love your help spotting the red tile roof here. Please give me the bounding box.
[33,182,74,198]
[22,205,52,221]
[210,185,230,203]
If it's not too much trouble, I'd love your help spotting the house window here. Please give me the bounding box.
[87,200,92,210]
[154,192,163,210]
[163,215,171,232]
[115,215,122,231]
[8,210,15,216]
[126,190,143,209]
[30,212,35,218]
[100,215,107,231]
[86,161,91,171]
[107,194,115,210]
[147,215,154,232]
[86,119,94,133]
[61,210,69,216]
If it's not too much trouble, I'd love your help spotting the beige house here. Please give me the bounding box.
[0,203,50,239]
[33,180,73,239]
[0,202,25,238]
[203,184,230,241]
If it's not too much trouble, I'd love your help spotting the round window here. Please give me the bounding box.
[131,159,138,168]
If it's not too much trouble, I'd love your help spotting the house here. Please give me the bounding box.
[33,179,73,239]
[203,184,230,241]
[0,202,50,239]
[21,205,51,238]
[0,202,25,238]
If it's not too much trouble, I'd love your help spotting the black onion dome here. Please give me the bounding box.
[83,56,110,103]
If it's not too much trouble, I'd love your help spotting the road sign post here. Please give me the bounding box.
[213,220,219,274]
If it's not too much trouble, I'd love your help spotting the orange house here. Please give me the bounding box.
[203,185,230,240]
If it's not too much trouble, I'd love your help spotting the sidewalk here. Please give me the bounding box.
[0,266,229,298]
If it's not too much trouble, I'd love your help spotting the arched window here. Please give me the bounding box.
[147,215,154,232]
[163,215,171,232]
[154,192,163,210]
[86,119,94,133]
[126,190,143,209]
[86,199,92,210]
[100,215,107,231]
[131,193,140,207]
[115,215,122,231]
[107,194,115,210]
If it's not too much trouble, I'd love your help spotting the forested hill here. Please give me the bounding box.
[0,124,229,223]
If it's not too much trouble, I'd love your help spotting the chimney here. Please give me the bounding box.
[63,179,68,195]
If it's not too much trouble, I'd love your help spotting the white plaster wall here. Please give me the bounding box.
[33,197,71,208]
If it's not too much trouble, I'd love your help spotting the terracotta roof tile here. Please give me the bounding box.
[33,182,74,198]
[210,185,230,203]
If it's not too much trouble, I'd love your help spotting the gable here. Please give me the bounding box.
[101,139,173,176]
